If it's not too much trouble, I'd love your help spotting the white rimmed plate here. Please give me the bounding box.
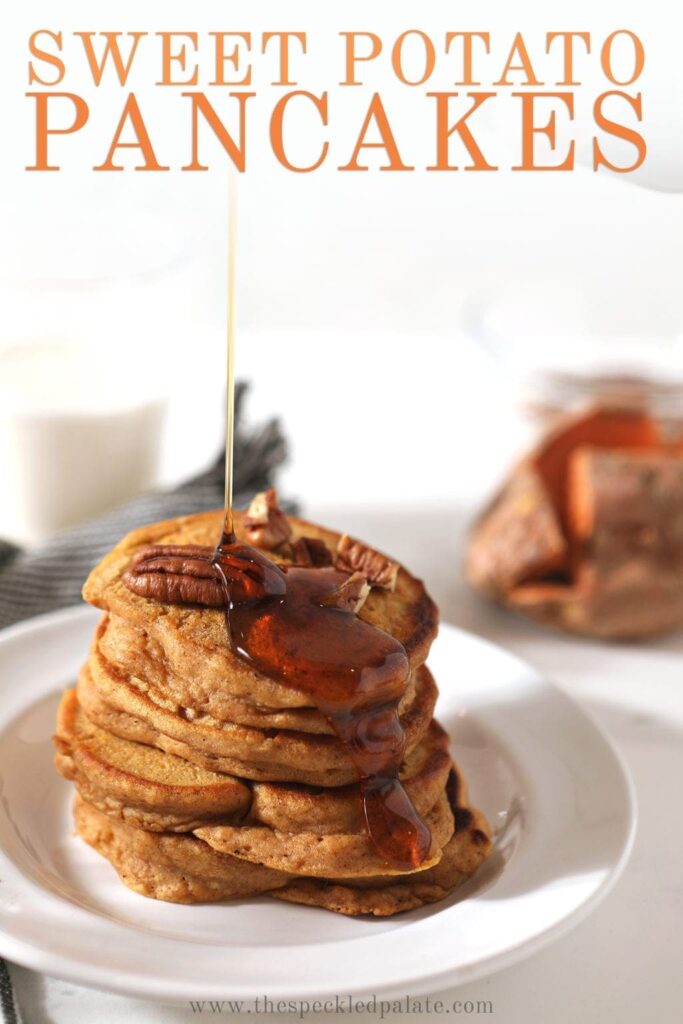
[0,606,635,1002]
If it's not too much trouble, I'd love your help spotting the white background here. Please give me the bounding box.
[2,0,683,517]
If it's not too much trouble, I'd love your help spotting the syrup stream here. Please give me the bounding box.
[223,172,238,541]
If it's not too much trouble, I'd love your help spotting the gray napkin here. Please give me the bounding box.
[0,383,293,1021]
[0,963,20,1024]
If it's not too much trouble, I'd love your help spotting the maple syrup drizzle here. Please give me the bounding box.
[210,534,432,870]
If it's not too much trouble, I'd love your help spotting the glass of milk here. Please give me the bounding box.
[0,200,203,545]
[0,336,168,545]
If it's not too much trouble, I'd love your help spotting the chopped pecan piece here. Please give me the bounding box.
[243,488,292,549]
[320,571,371,613]
[290,536,333,567]
[335,535,399,591]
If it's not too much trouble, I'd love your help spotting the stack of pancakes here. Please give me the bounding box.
[54,509,491,916]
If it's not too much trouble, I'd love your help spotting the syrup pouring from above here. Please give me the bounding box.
[123,176,431,870]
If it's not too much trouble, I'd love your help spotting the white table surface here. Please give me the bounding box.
[8,504,683,1023]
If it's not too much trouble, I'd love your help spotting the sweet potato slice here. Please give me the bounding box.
[533,408,661,536]
[568,446,683,541]
[466,465,567,595]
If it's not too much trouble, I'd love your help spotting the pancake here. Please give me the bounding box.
[59,684,452,834]
[194,790,455,879]
[82,510,439,712]
[97,613,417,735]
[74,796,291,903]
[54,689,251,832]
[248,719,452,834]
[56,684,449,835]
[271,808,492,916]
[78,650,438,787]
[74,792,491,916]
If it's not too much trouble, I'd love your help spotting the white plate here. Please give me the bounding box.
[0,606,635,1002]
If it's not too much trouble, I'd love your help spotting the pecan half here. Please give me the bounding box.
[290,536,333,567]
[243,488,292,549]
[122,542,287,607]
[319,571,371,613]
[123,545,223,606]
[335,535,399,591]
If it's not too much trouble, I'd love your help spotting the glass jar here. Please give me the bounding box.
[462,270,683,440]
